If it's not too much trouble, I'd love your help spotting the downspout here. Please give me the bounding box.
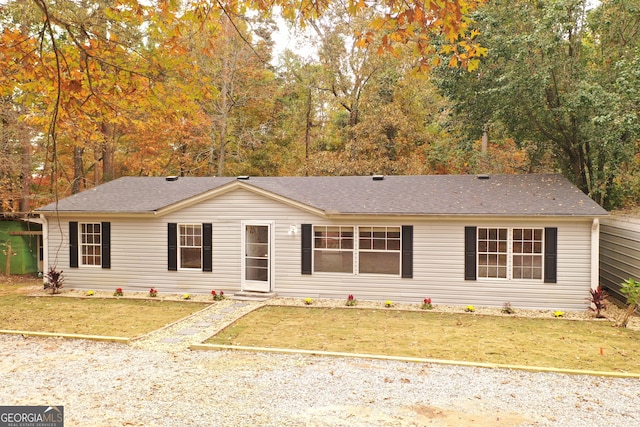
[40,213,48,284]
[591,218,599,291]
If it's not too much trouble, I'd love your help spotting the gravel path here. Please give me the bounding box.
[1,334,639,426]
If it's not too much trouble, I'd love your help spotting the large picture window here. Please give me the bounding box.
[179,224,202,269]
[313,226,354,273]
[80,223,101,266]
[477,227,543,280]
[358,226,401,274]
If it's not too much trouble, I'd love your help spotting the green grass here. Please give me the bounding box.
[0,283,208,338]
[206,306,640,373]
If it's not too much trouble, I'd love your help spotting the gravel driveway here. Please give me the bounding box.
[1,335,638,426]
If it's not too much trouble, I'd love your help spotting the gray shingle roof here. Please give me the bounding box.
[36,174,608,217]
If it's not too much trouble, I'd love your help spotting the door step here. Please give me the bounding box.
[230,291,277,301]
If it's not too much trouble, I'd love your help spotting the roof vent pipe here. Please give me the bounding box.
[165,176,179,181]
[237,175,250,180]
[372,175,384,181]
[477,174,490,180]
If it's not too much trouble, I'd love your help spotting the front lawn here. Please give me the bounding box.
[0,282,209,338]
[205,306,640,373]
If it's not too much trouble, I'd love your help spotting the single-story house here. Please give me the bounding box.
[35,174,608,310]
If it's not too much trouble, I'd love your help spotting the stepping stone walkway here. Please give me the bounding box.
[130,299,266,352]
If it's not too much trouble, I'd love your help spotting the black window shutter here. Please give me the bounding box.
[202,223,212,272]
[401,225,413,278]
[301,224,312,275]
[168,223,177,271]
[101,222,111,269]
[464,226,477,280]
[544,227,557,283]
[69,221,79,268]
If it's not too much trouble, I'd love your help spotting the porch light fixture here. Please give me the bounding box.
[288,225,299,236]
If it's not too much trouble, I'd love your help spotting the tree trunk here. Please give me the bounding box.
[71,146,84,194]
[19,131,31,212]
[617,303,637,328]
[101,122,114,182]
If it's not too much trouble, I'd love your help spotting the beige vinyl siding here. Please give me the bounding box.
[44,187,595,310]
[600,216,640,302]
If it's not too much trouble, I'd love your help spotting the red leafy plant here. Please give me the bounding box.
[211,290,225,301]
[44,266,64,294]
[345,294,357,306]
[588,286,608,318]
[421,298,433,310]
[113,287,123,297]
[149,288,158,297]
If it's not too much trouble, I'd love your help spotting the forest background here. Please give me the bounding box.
[1,0,639,214]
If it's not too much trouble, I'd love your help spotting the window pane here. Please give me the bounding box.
[387,239,400,251]
[181,248,201,269]
[359,252,400,275]
[314,251,353,273]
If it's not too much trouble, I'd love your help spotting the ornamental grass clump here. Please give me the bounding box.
[345,294,357,307]
[421,298,433,310]
[211,290,225,301]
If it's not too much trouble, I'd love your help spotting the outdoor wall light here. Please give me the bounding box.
[288,225,299,236]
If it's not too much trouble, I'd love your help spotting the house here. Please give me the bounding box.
[35,174,608,310]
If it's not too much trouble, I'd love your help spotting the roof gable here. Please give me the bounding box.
[36,174,608,217]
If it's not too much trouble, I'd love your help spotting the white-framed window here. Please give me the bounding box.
[477,227,543,280]
[80,223,101,266]
[313,226,354,273]
[512,228,543,279]
[358,226,401,274]
[179,224,202,269]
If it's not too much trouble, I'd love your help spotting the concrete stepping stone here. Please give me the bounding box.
[207,314,225,320]
[232,302,249,307]
[160,337,183,343]
[177,328,200,335]
[219,308,237,313]
[193,322,212,328]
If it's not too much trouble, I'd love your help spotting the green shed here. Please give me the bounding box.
[0,220,42,275]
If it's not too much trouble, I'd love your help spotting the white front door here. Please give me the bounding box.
[242,222,272,292]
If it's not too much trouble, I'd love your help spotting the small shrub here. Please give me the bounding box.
[345,294,357,307]
[464,305,475,313]
[211,290,225,301]
[385,300,393,308]
[149,288,158,297]
[588,286,608,318]
[501,302,515,315]
[304,298,313,305]
[86,290,94,296]
[421,298,433,310]
[183,293,191,300]
[113,287,123,297]
[617,278,640,327]
[43,266,64,294]
[554,310,564,318]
